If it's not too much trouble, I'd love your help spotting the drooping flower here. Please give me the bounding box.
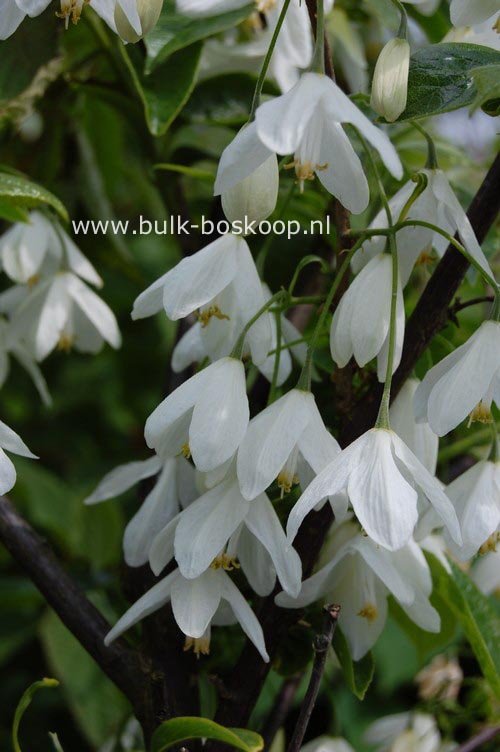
[237,388,340,500]
[104,565,269,661]
[471,546,500,595]
[277,522,439,660]
[414,320,500,436]
[351,169,495,286]
[9,272,121,361]
[0,211,102,287]
[255,72,403,213]
[0,419,37,494]
[330,253,405,381]
[287,428,461,552]
[0,0,156,41]
[145,357,249,473]
[416,655,463,701]
[443,458,500,561]
[149,473,302,597]
[171,284,305,387]
[450,0,500,27]
[132,233,272,366]
[84,455,197,567]
[370,38,410,123]
[114,0,163,42]
[301,737,355,752]
[364,712,443,752]
[214,122,279,225]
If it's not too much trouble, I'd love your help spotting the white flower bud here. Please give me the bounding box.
[221,153,279,227]
[114,0,163,43]
[370,38,410,123]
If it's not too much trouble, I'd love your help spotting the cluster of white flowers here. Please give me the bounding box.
[75,0,500,662]
[0,210,120,495]
[0,0,163,42]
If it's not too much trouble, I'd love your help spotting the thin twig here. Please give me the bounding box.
[456,725,500,752]
[286,605,340,752]
[0,495,146,712]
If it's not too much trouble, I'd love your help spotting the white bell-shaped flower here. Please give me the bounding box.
[172,284,305,387]
[287,427,461,552]
[114,0,163,42]
[352,169,495,286]
[370,38,410,123]
[277,524,439,660]
[450,0,500,27]
[471,547,500,595]
[215,122,279,225]
[364,712,443,752]
[0,212,102,287]
[149,473,302,597]
[145,357,249,473]
[390,378,438,474]
[330,253,405,381]
[255,71,403,213]
[0,317,51,405]
[443,458,500,562]
[84,454,197,567]
[105,564,269,662]
[414,320,500,436]
[9,272,121,361]
[0,419,37,494]
[237,388,340,500]
[132,233,272,366]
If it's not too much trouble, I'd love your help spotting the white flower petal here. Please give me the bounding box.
[104,570,177,645]
[174,478,250,578]
[244,494,302,597]
[189,358,249,471]
[84,456,162,505]
[237,389,314,500]
[171,569,223,638]
[220,571,269,661]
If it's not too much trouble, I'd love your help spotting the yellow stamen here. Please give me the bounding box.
[493,15,500,33]
[57,334,73,352]
[284,160,329,193]
[27,274,40,288]
[183,636,210,658]
[210,554,240,572]
[181,443,191,459]
[197,305,230,328]
[468,400,493,427]
[416,249,433,266]
[358,603,378,623]
[56,0,89,27]
[276,472,299,498]
[479,532,500,555]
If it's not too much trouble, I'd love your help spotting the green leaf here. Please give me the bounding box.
[471,64,500,116]
[0,198,29,223]
[122,43,202,136]
[12,677,59,752]
[399,43,500,121]
[332,627,374,700]
[151,717,264,752]
[145,0,254,73]
[40,609,130,747]
[184,73,279,126]
[154,162,215,181]
[428,554,500,697]
[0,171,68,221]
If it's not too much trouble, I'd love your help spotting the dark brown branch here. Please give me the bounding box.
[0,495,146,712]
[341,150,500,445]
[286,605,339,752]
[456,725,500,752]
